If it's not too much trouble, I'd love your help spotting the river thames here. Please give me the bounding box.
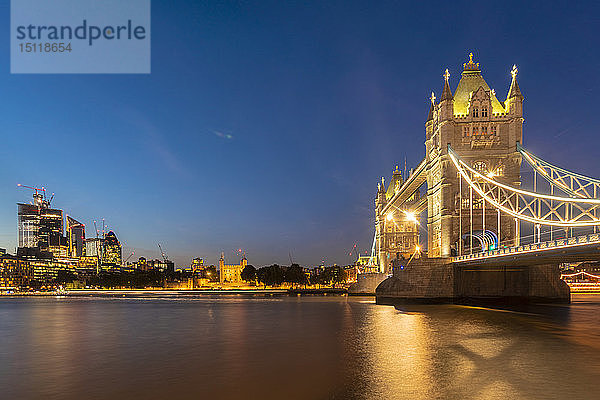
[1,294,600,400]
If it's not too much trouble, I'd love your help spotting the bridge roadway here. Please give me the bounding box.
[452,233,600,267]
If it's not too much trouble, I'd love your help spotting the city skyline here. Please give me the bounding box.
[8,186,258,267]
[1,1,600,267]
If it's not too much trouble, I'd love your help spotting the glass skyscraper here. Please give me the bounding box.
[17,203,64,258]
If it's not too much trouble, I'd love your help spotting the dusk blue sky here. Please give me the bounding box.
[1,1,599,267]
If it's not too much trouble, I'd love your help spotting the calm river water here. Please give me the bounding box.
[1,294,600,400]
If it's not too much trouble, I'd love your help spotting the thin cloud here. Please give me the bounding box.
[213,130,234,140]
[554,128,570,138]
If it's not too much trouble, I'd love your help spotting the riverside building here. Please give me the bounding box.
[219,253,247,284]
[0,255,33,288]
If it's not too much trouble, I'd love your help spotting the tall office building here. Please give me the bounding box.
[17,199,65,258]
[85,238,104,259]
[103,231,122,266]
[66,216,86,258]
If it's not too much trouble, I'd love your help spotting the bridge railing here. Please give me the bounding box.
[452,233,600,263]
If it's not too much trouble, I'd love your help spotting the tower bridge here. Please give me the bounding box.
[372,54,600,305]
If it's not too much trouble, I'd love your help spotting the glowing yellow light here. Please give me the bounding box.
[404,211,417,223]
[386,213,394,221]
[415,245,421,252]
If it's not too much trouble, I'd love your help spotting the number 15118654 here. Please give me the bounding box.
[19,43,72,53]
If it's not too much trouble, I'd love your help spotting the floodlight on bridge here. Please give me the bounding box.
[404,211,417,223]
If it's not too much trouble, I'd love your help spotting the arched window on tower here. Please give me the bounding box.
[482,106,488,117]
[473,107,479,117]
[473,161,487,174]
[496,162,505,176]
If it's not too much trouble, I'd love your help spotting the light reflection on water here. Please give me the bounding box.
[1,294,600,400]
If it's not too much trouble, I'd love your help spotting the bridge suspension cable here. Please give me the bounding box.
[448,146,600,228]
[368,229,377,269]
[518,143,600,199]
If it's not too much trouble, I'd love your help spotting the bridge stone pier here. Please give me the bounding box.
[376,259,454,304]
[376,259,570,305]
[370,54,600,305]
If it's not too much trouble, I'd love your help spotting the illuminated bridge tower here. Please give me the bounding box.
[375,167,420,273]
[425,54,523,257]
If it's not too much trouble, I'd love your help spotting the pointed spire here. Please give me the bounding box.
[508,79,523,99]
[441,68,453,101]
[507,64,523,99]
[377,178,385,194]
[427,92,435,121]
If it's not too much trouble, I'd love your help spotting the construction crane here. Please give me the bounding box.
[346,242,360,262]
[17,183,45,195]
[157,243,169,262]
[124,251,135,264]
[157,244,175,275]
[17,183,53,208]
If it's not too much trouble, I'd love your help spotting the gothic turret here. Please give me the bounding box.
[439,68,454,120]
[218,252,225,282]
[425,92,436,144]
[385,166,404,199]
[506,65,524,116]
[441,69,453,101]
[376,177,387,209]
[426,92,435,122]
